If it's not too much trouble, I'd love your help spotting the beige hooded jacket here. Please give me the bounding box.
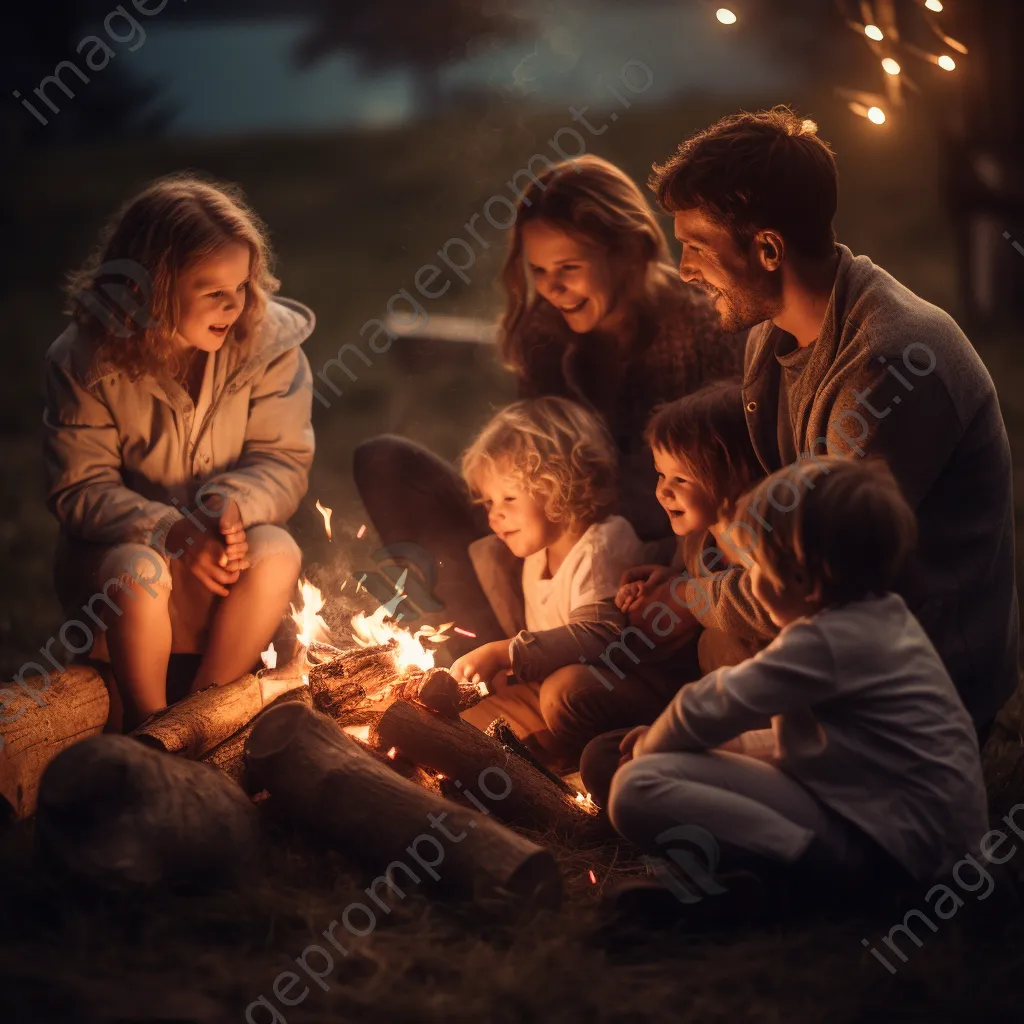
[43,296,315,553]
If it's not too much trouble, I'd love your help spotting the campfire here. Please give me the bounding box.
[4,522,596,906]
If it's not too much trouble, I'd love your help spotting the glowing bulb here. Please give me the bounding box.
[937,54,956,71]
[882,58,901,75]
[865,24,884,41]
[925,0,943,12]
[868,106,886,125]
[716,8,737,25]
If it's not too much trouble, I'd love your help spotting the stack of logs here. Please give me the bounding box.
[4,644,594,906]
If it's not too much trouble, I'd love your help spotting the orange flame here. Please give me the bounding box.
[575,791,596,815]
[315,499,333,541]
[260,642,277,671]
[290,579,331,647]
[351,604,434,674]
[350,569,435,675]
[356,523,367,539]
[588,869,597,885]
[343,724,371,743]
[387,746,397,759]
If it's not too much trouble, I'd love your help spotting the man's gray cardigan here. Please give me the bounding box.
[684,244,1019,729]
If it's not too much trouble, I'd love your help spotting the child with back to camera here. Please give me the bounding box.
[606,458,989,920]
[453,397,658,769]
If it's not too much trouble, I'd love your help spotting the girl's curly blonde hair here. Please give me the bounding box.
[461,397,618,533]
[65,173,280,382]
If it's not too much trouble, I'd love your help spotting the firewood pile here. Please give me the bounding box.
[0,592,598,908]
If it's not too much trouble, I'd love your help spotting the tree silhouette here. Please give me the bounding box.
[1,1,171,149]
[295,0,534,114]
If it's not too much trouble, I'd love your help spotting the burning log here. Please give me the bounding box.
[132,653,308,759]
[375,699,585,834]
[0,663,110,820]
[307,642,418,721]
[35,733,262,890]
[245,703,562,908]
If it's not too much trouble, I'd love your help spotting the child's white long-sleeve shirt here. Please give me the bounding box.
[640,592,988,882]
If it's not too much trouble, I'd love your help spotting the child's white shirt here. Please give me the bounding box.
[522,515,643,632]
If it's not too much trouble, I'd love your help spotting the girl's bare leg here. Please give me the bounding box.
[190,544,302,691]
[104,580,172,728]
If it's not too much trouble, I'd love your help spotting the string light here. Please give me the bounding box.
[837,0,963,125]
[716,8,737,25]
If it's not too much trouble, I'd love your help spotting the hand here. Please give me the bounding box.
[214,497,249,573]
[450,640,512,685]
[616,564,674,613]
[166,514,241,597]
[618,725,650,766]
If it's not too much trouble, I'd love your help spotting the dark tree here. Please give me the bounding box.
[0,1,171,150]
[295,0,534,114]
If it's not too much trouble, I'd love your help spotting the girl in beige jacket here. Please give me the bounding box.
[44,175,314,728]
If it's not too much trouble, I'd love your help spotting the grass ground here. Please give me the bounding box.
[3,91,1024,1023]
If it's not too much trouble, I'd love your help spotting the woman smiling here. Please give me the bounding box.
[354,155,742,654]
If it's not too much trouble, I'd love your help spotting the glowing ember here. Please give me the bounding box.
[315,499,333,541]
[453,626,476,638]
[476,681,489,697]
[414,622,454,644]
[290,579,332,647]
[260,642,277,670]
[387,746,397,759]
[356,523,367,539]
[588,869,597,885]
[575,791,595,814]
[343,724,371,743]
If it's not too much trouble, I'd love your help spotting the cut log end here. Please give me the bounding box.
[244,700,315,761]
[416,668,461,717]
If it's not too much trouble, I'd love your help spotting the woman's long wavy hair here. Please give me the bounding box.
[65,173,280,381]
[498,154,675,375]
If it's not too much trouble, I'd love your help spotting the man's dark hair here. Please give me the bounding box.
[649,106,839,260]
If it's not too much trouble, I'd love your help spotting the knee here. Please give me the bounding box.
[538,664,592,739]
[97,545,172,608]
[245,526,302,580]
[579,731,626,808]
[353,434,420,491]
[607,759,663,843]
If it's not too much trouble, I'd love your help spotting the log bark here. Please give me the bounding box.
[375,699,585,834]
[245,702,561,908]
[202,685,313,789]
[35,733,261,890]
[0,663,110,820]
[308,643,420,720]
[132,653,308,759]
